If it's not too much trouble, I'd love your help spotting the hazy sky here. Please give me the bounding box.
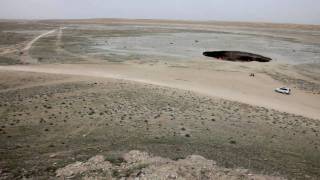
[1,0,319,24]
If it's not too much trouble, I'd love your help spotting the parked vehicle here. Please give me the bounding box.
[275,87,291,95]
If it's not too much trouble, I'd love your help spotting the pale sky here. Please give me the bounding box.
[0,0,319,25]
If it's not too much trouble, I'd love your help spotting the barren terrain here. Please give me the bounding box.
[0,19,320,179]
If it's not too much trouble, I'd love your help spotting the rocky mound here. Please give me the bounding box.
[203,51,272,62]
[56,151,285,180]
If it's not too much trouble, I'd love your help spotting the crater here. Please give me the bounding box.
[203,51,272,62]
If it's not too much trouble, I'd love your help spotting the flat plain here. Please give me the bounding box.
[0,19,320,179]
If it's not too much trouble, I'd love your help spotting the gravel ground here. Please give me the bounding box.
[0,71,319,179]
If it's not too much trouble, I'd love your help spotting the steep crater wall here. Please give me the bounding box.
[203,51,272,62]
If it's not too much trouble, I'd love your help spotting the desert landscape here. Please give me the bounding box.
[0,19,320,179]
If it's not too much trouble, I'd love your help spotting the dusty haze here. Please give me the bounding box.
[0,0,320,25]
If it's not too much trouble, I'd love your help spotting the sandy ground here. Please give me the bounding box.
[0,71,319,179]
[0,19,320,179]
[0,63,319,120]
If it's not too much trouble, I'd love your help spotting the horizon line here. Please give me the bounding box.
[1,17,320,27]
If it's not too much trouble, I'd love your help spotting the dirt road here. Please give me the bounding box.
[20,29,57,64]
[0,63,319,120]
[22,30,56,51]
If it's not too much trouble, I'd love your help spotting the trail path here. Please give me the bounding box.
[20,29,57,64]
[0,63,319,120]
[22,30,56,52]
[2,25,319,120]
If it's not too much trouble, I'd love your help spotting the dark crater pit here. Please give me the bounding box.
[203,51,272,62]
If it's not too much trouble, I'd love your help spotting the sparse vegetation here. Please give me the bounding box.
[0,20,319,180]
[0,71,319,179]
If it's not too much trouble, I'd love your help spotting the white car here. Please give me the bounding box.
[275,87,291,95]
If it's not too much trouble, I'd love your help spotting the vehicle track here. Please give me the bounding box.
[0,64,319,120]
[20,29,57,64]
